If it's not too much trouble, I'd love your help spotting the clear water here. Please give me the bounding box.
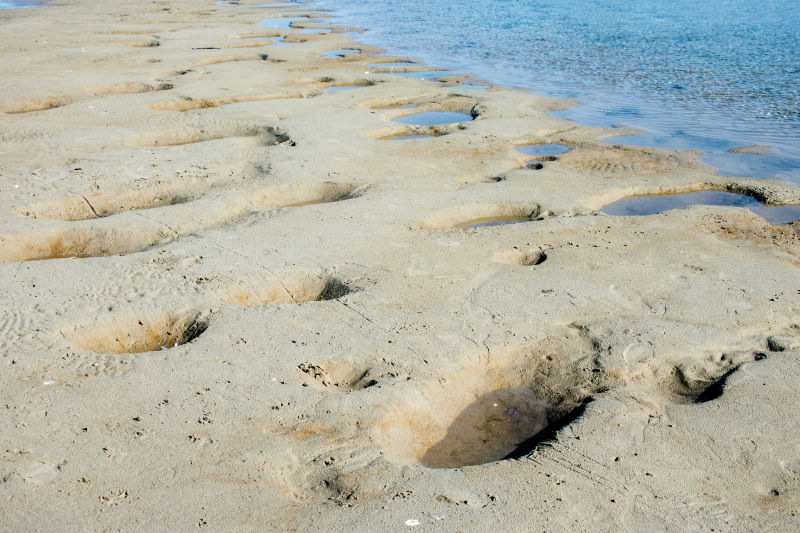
[602,191,800,224]
[257,17,296,29]
[326,86,365,92]
[394,111,473,126]
[368,62,416,68]
[0,0,41,8]
[458,217,531,228]
[456,83,492,90]
[699,152,800,179]
[516,144,570,157]
[306,0,800,182]
[320,49,361,58]
[394,70,456,80]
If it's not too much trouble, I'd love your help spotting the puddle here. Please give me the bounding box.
[394,111,473,126]
[516,144,570,158]
[699,152,800,183]
[326,86,365,92]
[421,387,549,468]
[320,48,360,58]
[258,17,296,29]
[368,62,415,68]
[391,135,436,141]
[387,104,419,110]
[266,36,299,47]
[456,215,532,228]
[601,190,800,224]
[300,28,332,34]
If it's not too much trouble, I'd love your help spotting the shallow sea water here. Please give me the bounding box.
[0,0,41,8]
[307,0,800,183]
[602,191,800,224]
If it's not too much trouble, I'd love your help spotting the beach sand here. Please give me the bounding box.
[1,1,799,530]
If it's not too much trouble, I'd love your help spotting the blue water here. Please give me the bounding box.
[602,191,800,224]
[0,0,42,8]
[516,144,570,157]
[306,0,800,183]
[394,111,474,126]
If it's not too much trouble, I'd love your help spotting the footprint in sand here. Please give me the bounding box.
[0,82,173,114]
[1,181,362,261]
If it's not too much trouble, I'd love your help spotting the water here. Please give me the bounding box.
[368,62,416,69]
[0,0,42,8]
[325,86,364,92]
[457,216,532,228]
[516,144,570,158]
[394,70,456,80]
[320,48,361,58]
[394,111,473,126]
[601,191,800,224]
[257,17,296,29]
[699,152,800,179]
[306,0,800,182]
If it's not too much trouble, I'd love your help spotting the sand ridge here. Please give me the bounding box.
[0,0,799,531]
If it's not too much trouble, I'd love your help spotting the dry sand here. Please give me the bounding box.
[1,0,799,530]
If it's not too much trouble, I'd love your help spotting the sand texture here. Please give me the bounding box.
[1,1,800,531]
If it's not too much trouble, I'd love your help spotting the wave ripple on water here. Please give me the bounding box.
[307,0,800,181]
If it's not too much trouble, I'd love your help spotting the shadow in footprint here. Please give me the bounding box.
[504,399,590,458]
[421,386,549,468]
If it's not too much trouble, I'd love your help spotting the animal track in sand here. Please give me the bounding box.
[376,334,768,468]
[17,187,192,221]
[0,224,179,262]
[297,360,377,392]
[362,95,481,140]
[192,41,267,50]
[65,309,210,354]
[359,94,438,110]
[0,82,173,114]
[370,94,480,118]
[492,247,548,266]
[193,53,269,66]
[418,202,547,229]
[125,123,290,147]
[377,338,603,468]
[113,39,160,48]
[149,90,321,111]
[224,270,349,306]
[0,182,362,261]
[371,126,450,141]
[514,143,571,171]
[623,347,764,404]
[324,79,377,92]
[319,48,361,59]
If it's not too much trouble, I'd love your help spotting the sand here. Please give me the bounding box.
[1,1,799,531]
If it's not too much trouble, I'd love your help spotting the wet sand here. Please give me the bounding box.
[1,1,799,530]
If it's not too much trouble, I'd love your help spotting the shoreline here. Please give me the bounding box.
[305,0,800,182]
[1,1,800,530]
